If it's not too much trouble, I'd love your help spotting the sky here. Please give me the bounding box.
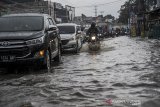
[51,0,127,18]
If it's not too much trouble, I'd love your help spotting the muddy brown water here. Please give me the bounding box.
[0,36,160,107]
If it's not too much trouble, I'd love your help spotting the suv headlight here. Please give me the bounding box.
[26,36,44,45]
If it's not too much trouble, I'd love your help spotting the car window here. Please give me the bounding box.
[0,16,44,32]
[52,19,56,25]
[45,18,50,27]
[48,18,54,25]
[58,26,75,34]
[76,26,81,32]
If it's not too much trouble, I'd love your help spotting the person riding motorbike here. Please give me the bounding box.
[86,22,99,42]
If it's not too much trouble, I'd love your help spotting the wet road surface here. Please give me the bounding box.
[0,36,160,107]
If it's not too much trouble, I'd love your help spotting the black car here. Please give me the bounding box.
[0,13,62,71]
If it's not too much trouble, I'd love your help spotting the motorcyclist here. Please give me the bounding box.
[87,22,99,37]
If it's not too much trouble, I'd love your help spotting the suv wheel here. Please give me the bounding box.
[44,50,51,72]
[54,45,62,63]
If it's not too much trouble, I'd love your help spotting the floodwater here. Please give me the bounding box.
[0,36,160,107]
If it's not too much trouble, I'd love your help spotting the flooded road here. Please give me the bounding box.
[0,36,160,107]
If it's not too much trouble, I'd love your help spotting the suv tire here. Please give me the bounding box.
[44,50,51,72]
[54,45,62,63]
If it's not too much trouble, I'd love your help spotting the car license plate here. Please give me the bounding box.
[0,56,15,62]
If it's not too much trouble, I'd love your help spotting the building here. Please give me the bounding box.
[0,0,75,23]
[0,1,52,17]
[54,3,75,23]
[65,5,75,22]
[147,6,160,39]
[0,2,5,15]
[157,0,160,7]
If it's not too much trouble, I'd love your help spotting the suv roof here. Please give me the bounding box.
[1,13,50,17]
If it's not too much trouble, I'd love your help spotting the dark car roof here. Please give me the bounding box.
[1,13,50,18]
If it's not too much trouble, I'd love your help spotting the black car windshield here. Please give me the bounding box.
[0,16,43,32]
[58,26,75,34]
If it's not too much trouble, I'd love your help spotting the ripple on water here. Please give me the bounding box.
[112,82,160,88]
[140,72,160,83]
[142,98,160,107]
[112,83,127,87]
[81,86,116,94]
[71,91,92,98]
[59,96,86,102]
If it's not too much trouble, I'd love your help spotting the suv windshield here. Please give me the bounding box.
[58,26,75,34]
[0,16,43,32]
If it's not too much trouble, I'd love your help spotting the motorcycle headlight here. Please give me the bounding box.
[91,36,96,40]
[26,36,44,45]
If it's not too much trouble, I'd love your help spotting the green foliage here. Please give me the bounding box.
[104,14,115,20]
[118,1,130,24]
[118,0,157,24]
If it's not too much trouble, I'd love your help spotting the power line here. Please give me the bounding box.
[75,0,125,8]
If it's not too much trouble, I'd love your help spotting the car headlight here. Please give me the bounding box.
[26,36,44,45]
[34,50,45,58]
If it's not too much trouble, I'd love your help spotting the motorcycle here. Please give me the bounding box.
[88,33,100,51]
[98,33,104,40]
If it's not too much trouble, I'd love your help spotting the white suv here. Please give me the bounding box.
[57,23,82,53]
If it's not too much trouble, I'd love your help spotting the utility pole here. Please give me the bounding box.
[47,0,52,15]
[94,6,97,17]
[50,0,51,15]
[129,0,131,36]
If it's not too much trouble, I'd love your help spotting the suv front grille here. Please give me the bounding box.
[0,47,30,58]
[62,40,69,45]
[0,40,30,58]
[0,41,25,47]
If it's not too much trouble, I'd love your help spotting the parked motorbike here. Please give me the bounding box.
[98,33,104,40]
[115,32,119,37]
[115,31,120,37]
[88,33,100,51]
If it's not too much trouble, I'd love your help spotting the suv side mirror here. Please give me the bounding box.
[48,25,57,31]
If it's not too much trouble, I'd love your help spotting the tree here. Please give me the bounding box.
[104,14,115,20]
[118,0,157,24]
[118,1,130,24]
[145,0,157,11]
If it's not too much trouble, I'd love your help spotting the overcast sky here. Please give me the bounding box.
[51,0,127,18]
